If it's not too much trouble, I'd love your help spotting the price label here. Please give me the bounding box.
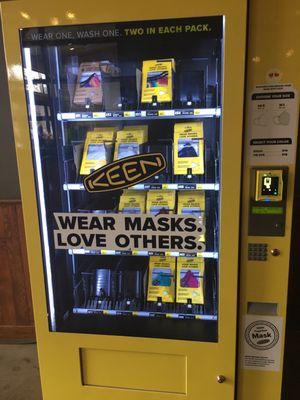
[112,111,123,117]
[181,109,194,116]
[124,111,135,118]
[93,112,106,119]
[159,110,175,117]
[146,110,159,117]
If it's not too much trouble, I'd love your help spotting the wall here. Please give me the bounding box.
[0,13,34,339]
[0,201,35,339]
[0,13,20,200]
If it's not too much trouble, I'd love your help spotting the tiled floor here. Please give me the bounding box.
[0,343,42,400]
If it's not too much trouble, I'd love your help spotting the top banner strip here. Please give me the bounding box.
[20,16,223,46]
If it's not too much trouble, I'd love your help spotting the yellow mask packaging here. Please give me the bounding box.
[147,256,176,302]
[74,62,103,106]
[93,126,119,138]
[80,130,116,175]
[122,125,148,138]
[176,258,204,304]
[146,190,176,214]
[173,122,204,175]
[177,191,205,242]
[113,129,147,160]
[141,59,175,103]
[118,190,146,214]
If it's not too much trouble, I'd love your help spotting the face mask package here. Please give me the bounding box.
[173,122,204,178]
[74,62,103,107]
[146,190,176,215]
[177,190,205,242]
[147,256,176,305]
[113,127,148,160]
[141,59,175,106]
[119,190,147,214]
[80,128,117,175]
[176,258,204,304]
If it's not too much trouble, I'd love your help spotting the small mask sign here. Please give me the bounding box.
[84,152,166,193]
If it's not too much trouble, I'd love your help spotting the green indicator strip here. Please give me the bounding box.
[252,206,283,215]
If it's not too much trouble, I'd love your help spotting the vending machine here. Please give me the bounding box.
[1,0,298,399]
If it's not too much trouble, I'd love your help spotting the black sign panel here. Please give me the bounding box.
[21,16,223,46]
[84,152,166,193]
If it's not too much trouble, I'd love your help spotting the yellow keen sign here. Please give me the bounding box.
[83,153,166,193]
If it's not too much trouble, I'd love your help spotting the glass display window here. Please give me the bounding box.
[20,16,223,341]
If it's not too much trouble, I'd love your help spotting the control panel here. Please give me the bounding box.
[249,167,288,236]
[255,170,283,202]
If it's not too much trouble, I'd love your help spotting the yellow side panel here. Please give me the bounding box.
[238,1,300,399]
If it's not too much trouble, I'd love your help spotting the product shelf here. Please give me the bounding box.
[57,107,221,122]
[63,182,220,191]
[72,307,217,320]
[67,249,218,259]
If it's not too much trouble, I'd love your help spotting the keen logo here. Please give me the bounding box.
[84,153,166,193]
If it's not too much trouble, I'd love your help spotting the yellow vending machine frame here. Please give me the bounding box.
[238,1,300,400]
[1,1,247,400]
